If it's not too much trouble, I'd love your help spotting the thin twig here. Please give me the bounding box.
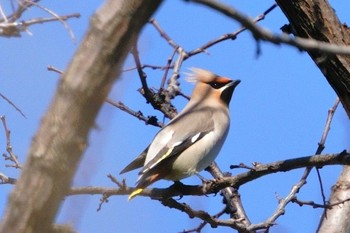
[160,48,177,90]
[123,64,174,72]
[131,45,153,100]
[0,172,17,184]
[315,97,341,214]
[161,198,239,229]
[316,98,340,154]
[97,193,110,211]
[181,207,228,233]
[131,45,178,119]
[207,162,251,229]
[1,115,22,169]
[23,0,77,41]
[187,3,278,57]
[5,0,41,22]
[247,167,312,231]
[105,99,164,128]
[246,97,342,231]
[149,18,179,50]
[0,93,26,118]
[188,0,350,56]
[46,65,165,127]
[47,65,64,74]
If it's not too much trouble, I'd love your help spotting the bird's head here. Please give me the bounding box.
[186,67,240,107]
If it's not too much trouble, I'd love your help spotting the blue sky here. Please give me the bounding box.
[1,1,349,233]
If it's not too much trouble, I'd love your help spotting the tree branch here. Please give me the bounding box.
[68,152,350,199]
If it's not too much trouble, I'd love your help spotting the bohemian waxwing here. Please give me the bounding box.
[120,68,240,200]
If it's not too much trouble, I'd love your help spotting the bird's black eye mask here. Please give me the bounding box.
[208,81,230,89]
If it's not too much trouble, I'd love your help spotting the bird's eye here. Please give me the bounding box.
[209,81,225,89]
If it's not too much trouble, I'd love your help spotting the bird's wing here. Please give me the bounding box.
[120,146,148,174]
[140,130,210,175]
[140,107,215,175]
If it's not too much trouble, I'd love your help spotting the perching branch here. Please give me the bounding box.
[68,152,350,199]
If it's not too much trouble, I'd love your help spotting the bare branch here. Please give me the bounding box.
[149,18,179,50]
[314,98,341,210]
[0,172,16,185]
[0,13,80,38]
[105,99,164,128]
[161,198,239,230]
[188,0,350,56]
[4,0,41,22]
[206,162,251,231]
[247,165,312,231]
[68,152,350,199]
[1,116,22,169]
[0,93,26,118]
[132,45,178,119]
[123,64,174,72]
[187,3,278,57]
[22,0,77,41]
[316,98,341,154]
[182,208,227,233]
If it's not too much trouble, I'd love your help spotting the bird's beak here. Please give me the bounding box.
[220,79,241,105]
[229,79,241,89]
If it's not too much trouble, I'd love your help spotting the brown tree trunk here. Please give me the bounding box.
[276,0,350,118]
[275,0,350,232]
[0,1,162,233]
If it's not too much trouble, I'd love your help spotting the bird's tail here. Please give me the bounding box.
[128,173,161,200]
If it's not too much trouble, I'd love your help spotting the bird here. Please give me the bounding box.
[120,68,240,200]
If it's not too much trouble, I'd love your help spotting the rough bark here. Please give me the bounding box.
[0,1,162,233]
[275,1,350,232]
[276,0,350,117]
[317,166,350,233]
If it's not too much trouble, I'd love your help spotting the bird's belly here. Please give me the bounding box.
[164,132,226,181]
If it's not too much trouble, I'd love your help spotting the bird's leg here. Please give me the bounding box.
[195,172,213,196]
[170,180,184,200]
[195,172,210,183]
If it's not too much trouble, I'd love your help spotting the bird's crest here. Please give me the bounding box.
[185,67,217,83]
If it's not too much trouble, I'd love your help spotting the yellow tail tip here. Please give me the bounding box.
[128,188,143,201]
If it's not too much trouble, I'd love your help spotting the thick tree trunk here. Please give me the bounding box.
[0,1,162,233]
[275,1,350,232]
[276,0,350,118]
[317,166,350,233]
